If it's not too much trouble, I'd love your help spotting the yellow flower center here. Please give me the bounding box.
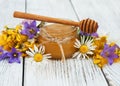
[105,52,110,57]
[34,53,43,62]
[14,54,17,57]
[79,45,89,54]
[29,29,35,34]
[13,53,18,58]
[0,52,2,55]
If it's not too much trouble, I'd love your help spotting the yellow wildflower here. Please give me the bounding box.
[93,54,107,68]
[15,25,22,32]
[15,34,28,43]
[20,42,34,52]
[114,57,120,63]
[93,36,107,54]
[0,34,7,46]
[109,42,116,47]
[0,33,14,50]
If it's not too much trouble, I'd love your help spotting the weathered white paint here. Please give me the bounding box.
[0,0,25,86]
[103,63,120,86]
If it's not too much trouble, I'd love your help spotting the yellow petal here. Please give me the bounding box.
[100,36,107,42]
[93,59,101,64]
[114,57,120,63]
[15,25,22,32]
[110,42,115,47]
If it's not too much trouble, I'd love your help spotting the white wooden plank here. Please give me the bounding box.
[25,0,108,86]
[103,63,120,86]
[0,0,25,86]
[71,0,120,85]
[71,0,120,44]
[27,0,77,21]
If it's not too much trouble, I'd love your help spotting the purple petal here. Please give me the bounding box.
[15,58,21,63]
[110,54,119,59]
[0,55,4,61]
[30,20,36,27]
[8,57,20,63]
[100,51,106,57]
[18,52,21,57]
[91,33,99,37]
[24,22,29,29]
[108,58,113,65]
[104,44,109,50]
[107,46,116,53]
[9,57,15,63]
[0,47,3,52]
[114,44,120,48]
[0,52,8,60]
[32,28,39,35]
[10,48,17,55]
[34,27,39,32]
[29,34,34,39]
[12,48,17,52]
[80,31,98,37]
[80,31,90,36]
[21,29,27,35]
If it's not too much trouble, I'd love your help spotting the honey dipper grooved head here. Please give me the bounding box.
[79,18,98,34]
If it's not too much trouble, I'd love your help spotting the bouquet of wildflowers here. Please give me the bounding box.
[0,20,120,68]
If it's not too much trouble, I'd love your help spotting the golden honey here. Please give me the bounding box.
[38,24,78,59]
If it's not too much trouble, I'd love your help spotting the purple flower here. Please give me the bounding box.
[80,31,99,38]
[7,48,21,63]
[21,20,39,39]
[101,44,119,65]
[0,47,8,61]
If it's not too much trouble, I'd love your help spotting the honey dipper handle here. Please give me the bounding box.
[14,11,79,26]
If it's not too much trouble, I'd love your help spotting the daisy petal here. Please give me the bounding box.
[85,36,89,43]
[76,53,82,59]
[81,36,85,44]
[76,39,81,46]
[43,56,51,59]
[87,51,93,55]
[72,52,80,58]
[29,48,35,54]
[26,51,34,57]
[84,54,89,59]
[82,54,86,59]
[74,44,80,48]
[34,45,38,53]
[39,45,45,54]
[43,54,51,58]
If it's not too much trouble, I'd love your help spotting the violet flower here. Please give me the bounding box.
[21,20,39,39]
[0,47,8,61]
[7,48,21,63]
[101,44,119,65]
[80,31,99,38]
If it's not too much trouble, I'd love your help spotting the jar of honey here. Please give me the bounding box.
[38,23,78,59]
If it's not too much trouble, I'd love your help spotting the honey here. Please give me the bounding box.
[38,24,78,59]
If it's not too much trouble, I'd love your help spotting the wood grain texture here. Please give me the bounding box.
[71,0,120,45]
[25,59,108,86]
[0,60,23,86]
[24,0,108,86]
[103,63,120,86]
[0,0,25,86]
[71,0,120,85]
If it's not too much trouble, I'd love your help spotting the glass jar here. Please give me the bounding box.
[38,23,78,59]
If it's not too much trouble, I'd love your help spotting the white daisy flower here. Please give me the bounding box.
[26,45,51,63]
[72,36,96,59]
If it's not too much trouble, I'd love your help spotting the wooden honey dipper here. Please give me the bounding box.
[13,11,98,34]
